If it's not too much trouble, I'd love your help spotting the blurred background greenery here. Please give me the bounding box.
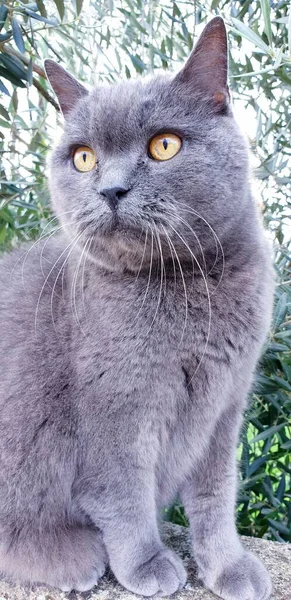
[0,0,290,542]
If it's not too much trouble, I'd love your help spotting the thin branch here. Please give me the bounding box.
[32,77,60,111]
[1,43,59,110]
[2,43,45,77]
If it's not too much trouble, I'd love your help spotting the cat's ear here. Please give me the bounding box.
[44,60,89,117]
[174,17,229,112]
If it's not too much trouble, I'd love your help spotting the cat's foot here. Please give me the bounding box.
[54,530,108,593]
[205,551,272,600]
[59,564,106,593]
[1,526,108,592]
[121,547,187,597]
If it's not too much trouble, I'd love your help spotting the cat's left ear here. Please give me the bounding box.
[44,59,89,117]
[173,17,230,112]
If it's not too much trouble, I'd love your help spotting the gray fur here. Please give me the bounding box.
[0,18,274,599]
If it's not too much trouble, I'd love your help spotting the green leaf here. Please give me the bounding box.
[72,0,84,17]
[267,343,289,353]
[173,2,181,17]
[129,53,146,73]
[271,375,291,392]
[163,10,180,24]
[0,104,10,121]
[118,8,148,35]
[248,455,269,477]
[0,208,14,226]
[36,0,48,17]
[274,330,291,341]
[231,18,270,54]
[148,43,168,63]
[165,35,173,56]
[53,0,65,21]
[268,519,290,535]
[260,0,272,46]
[254,374,280,394]
[0,3,8,32]
[0,117,10,128]
[23,8,59,26]
[115,49,122,71]
[0,225,7,244]
[0,78,10,95]
[273,292,288,328]
[12,17,26,54]
[0,65,26,87]
[273,47,283,70]
[276,474,286,501]
[281,440,291,450]
[181,21,192,49]
[249,423,286,444]
[0,31,12,42]
[0,53,27,81]
[12,88,18,110]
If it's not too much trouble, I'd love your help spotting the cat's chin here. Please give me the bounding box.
[99,214,143,240]
[82,216,149,274]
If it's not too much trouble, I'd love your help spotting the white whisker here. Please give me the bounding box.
[70,236,90,336]
[49,232,85,336]
[164,224,177,297]
[81,236,92,324]
[166,210,207,277]
[133,227,154,325]
[142,224,165,340]
[168,223,212,382]
[14,222,66,292]
[134,228,149,283]
[174,200,225,291]
[156,225,167,296]
[161,225,188,347]
[34,232,83,336]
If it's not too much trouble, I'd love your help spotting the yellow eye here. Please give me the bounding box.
[73,146,96,172]
[149,133,182,161]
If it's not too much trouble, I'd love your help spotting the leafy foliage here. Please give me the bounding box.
[0,0,290,541]
[237,247,291,543]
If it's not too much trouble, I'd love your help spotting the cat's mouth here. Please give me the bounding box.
[100,212,142,239]
[106,211,119,233]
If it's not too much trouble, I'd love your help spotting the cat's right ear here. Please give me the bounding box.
[44,60,89,117]
[173,17,229,113]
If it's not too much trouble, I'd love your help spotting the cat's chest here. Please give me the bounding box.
[71,267,259,395]
[74,270,212,361]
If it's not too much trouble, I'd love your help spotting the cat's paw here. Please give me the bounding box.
[59,562,106,593]
[122,547,187,597]
[209,551,272,600]
[56,530,108,593]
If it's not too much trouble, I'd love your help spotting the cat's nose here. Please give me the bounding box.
[100,186,129,211]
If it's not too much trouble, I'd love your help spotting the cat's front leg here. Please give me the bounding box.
[81,464,186,597]
[180,402,272,600]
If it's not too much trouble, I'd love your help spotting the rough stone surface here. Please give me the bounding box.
[0,523,290,600]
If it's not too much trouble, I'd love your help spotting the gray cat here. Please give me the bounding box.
[0,17,274,600]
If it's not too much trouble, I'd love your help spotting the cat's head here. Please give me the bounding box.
[45,17,249,273]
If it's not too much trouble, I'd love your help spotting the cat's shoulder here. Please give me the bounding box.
[0,234,67,295]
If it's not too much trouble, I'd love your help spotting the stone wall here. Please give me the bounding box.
[0,523,290,600]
